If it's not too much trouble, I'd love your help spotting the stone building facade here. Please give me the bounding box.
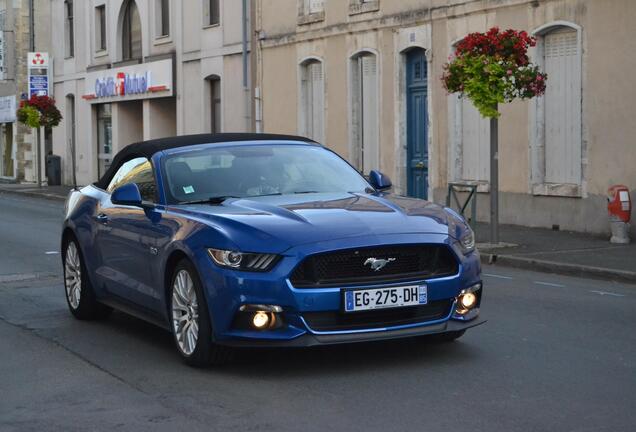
[51,0,253,186]
[0,0,51,182]
[254,0,636,235]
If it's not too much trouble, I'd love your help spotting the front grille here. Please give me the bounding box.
[303,299,453,332]
[290,245,458,288]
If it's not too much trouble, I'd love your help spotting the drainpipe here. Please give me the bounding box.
[242,0,250,131]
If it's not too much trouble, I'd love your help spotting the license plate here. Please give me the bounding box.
[344,285,427,312]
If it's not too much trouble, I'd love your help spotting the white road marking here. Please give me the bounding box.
[483,273,513,280]
[45,251,59,255]
[533,281,565,288]
[590,290,625,297]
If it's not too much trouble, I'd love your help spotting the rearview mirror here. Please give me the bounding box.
[111,183,143,207]
[368,170,392,191]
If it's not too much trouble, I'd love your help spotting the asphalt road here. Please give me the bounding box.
[1,193,635,432]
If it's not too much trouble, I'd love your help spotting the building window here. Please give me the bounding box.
[299,59,324,143]
[156,0,170,37]
[122,0,142,60]
[207,76,221,133]
[350,52,379,172]
[298,0,325,24]
[205,0,220,26]
[97,104,113,178]
[64,0,74,57]
[96,5,106,51]
[530,23,582,196]
[349,0,379,15]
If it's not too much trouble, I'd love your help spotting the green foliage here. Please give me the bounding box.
[17,105,41,129]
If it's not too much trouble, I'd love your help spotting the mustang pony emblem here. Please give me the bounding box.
[364,257,396,271]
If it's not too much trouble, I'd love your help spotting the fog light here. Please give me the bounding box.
[459,292,477,309]
[252,311,270,329]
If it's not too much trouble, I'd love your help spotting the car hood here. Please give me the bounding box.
[170,192,459,253]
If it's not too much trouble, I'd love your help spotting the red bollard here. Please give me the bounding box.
[607,185,631,244]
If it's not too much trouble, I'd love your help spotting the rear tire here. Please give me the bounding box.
[169,259,234,367]
[63,237,112,320]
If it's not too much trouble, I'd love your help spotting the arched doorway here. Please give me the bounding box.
[405,48,428,199]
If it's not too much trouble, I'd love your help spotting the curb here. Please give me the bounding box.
[481,253,636,285]
[0,189,67,202]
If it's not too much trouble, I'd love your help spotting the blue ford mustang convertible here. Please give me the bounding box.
[61,133,484,366]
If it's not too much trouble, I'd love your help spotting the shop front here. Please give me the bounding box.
[82,58,175,182]
[0,95,16,180]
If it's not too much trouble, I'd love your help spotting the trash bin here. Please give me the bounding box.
[607,185,631,244]
[46,154,61,186]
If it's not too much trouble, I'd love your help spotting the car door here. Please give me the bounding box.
[95,157,165,311]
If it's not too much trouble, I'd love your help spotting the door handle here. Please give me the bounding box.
[415,161,425,169]
[96,213,109,224]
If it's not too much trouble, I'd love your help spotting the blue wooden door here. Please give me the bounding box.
[406,49,428,199]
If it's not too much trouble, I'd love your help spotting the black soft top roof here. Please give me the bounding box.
[94,133,316,190]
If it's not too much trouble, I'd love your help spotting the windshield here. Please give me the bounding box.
[162,144,371,204]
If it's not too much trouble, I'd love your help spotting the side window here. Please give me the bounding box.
[107,157,157,202]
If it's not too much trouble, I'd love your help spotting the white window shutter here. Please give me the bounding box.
[308,0,324,14]
[461,98,489,182]
[361,55,379,172]
[544,28,581,185]
[310,62,324,143]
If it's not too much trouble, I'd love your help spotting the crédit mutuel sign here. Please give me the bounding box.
[83,58,173,103]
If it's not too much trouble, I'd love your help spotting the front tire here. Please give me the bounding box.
[170,259,233,367]
[63,238,112,320]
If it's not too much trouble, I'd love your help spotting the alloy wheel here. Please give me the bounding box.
[64,242,82,309]
[172,269,199,356]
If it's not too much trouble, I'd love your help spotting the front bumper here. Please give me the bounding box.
[219,315,486,347]
[193,233,484,347]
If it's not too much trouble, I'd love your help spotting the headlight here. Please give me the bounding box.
[207,248,280,272]
[459,227,475,254]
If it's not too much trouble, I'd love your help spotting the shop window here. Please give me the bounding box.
[156,0,170,37]
[350,52,379,172]
[299,59,324,143]
[96,5,106,51]
[0,123,13,178]
[64,0,74,57]
[121,0,142,60]
[97,104,112,179]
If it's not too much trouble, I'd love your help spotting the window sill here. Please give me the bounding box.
[297,11,325,25]
[349,1,379,15]
[203,23,221,30]
[154,35,172,46]
[532,183,582,198]
[94,50,108,58]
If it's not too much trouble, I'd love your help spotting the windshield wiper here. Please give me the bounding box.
[293,190,319,194]
[179,195,239,205]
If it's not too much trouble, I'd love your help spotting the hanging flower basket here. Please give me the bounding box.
[17,95,62,129]
[442,27,547,118]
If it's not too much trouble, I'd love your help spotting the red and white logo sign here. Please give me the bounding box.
[27,52,49,68]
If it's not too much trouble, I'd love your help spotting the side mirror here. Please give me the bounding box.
[368,170,392,191]
[111,183,143,207]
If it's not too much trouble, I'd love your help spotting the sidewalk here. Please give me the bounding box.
[475,222,636,284]
[0,183,73,201]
